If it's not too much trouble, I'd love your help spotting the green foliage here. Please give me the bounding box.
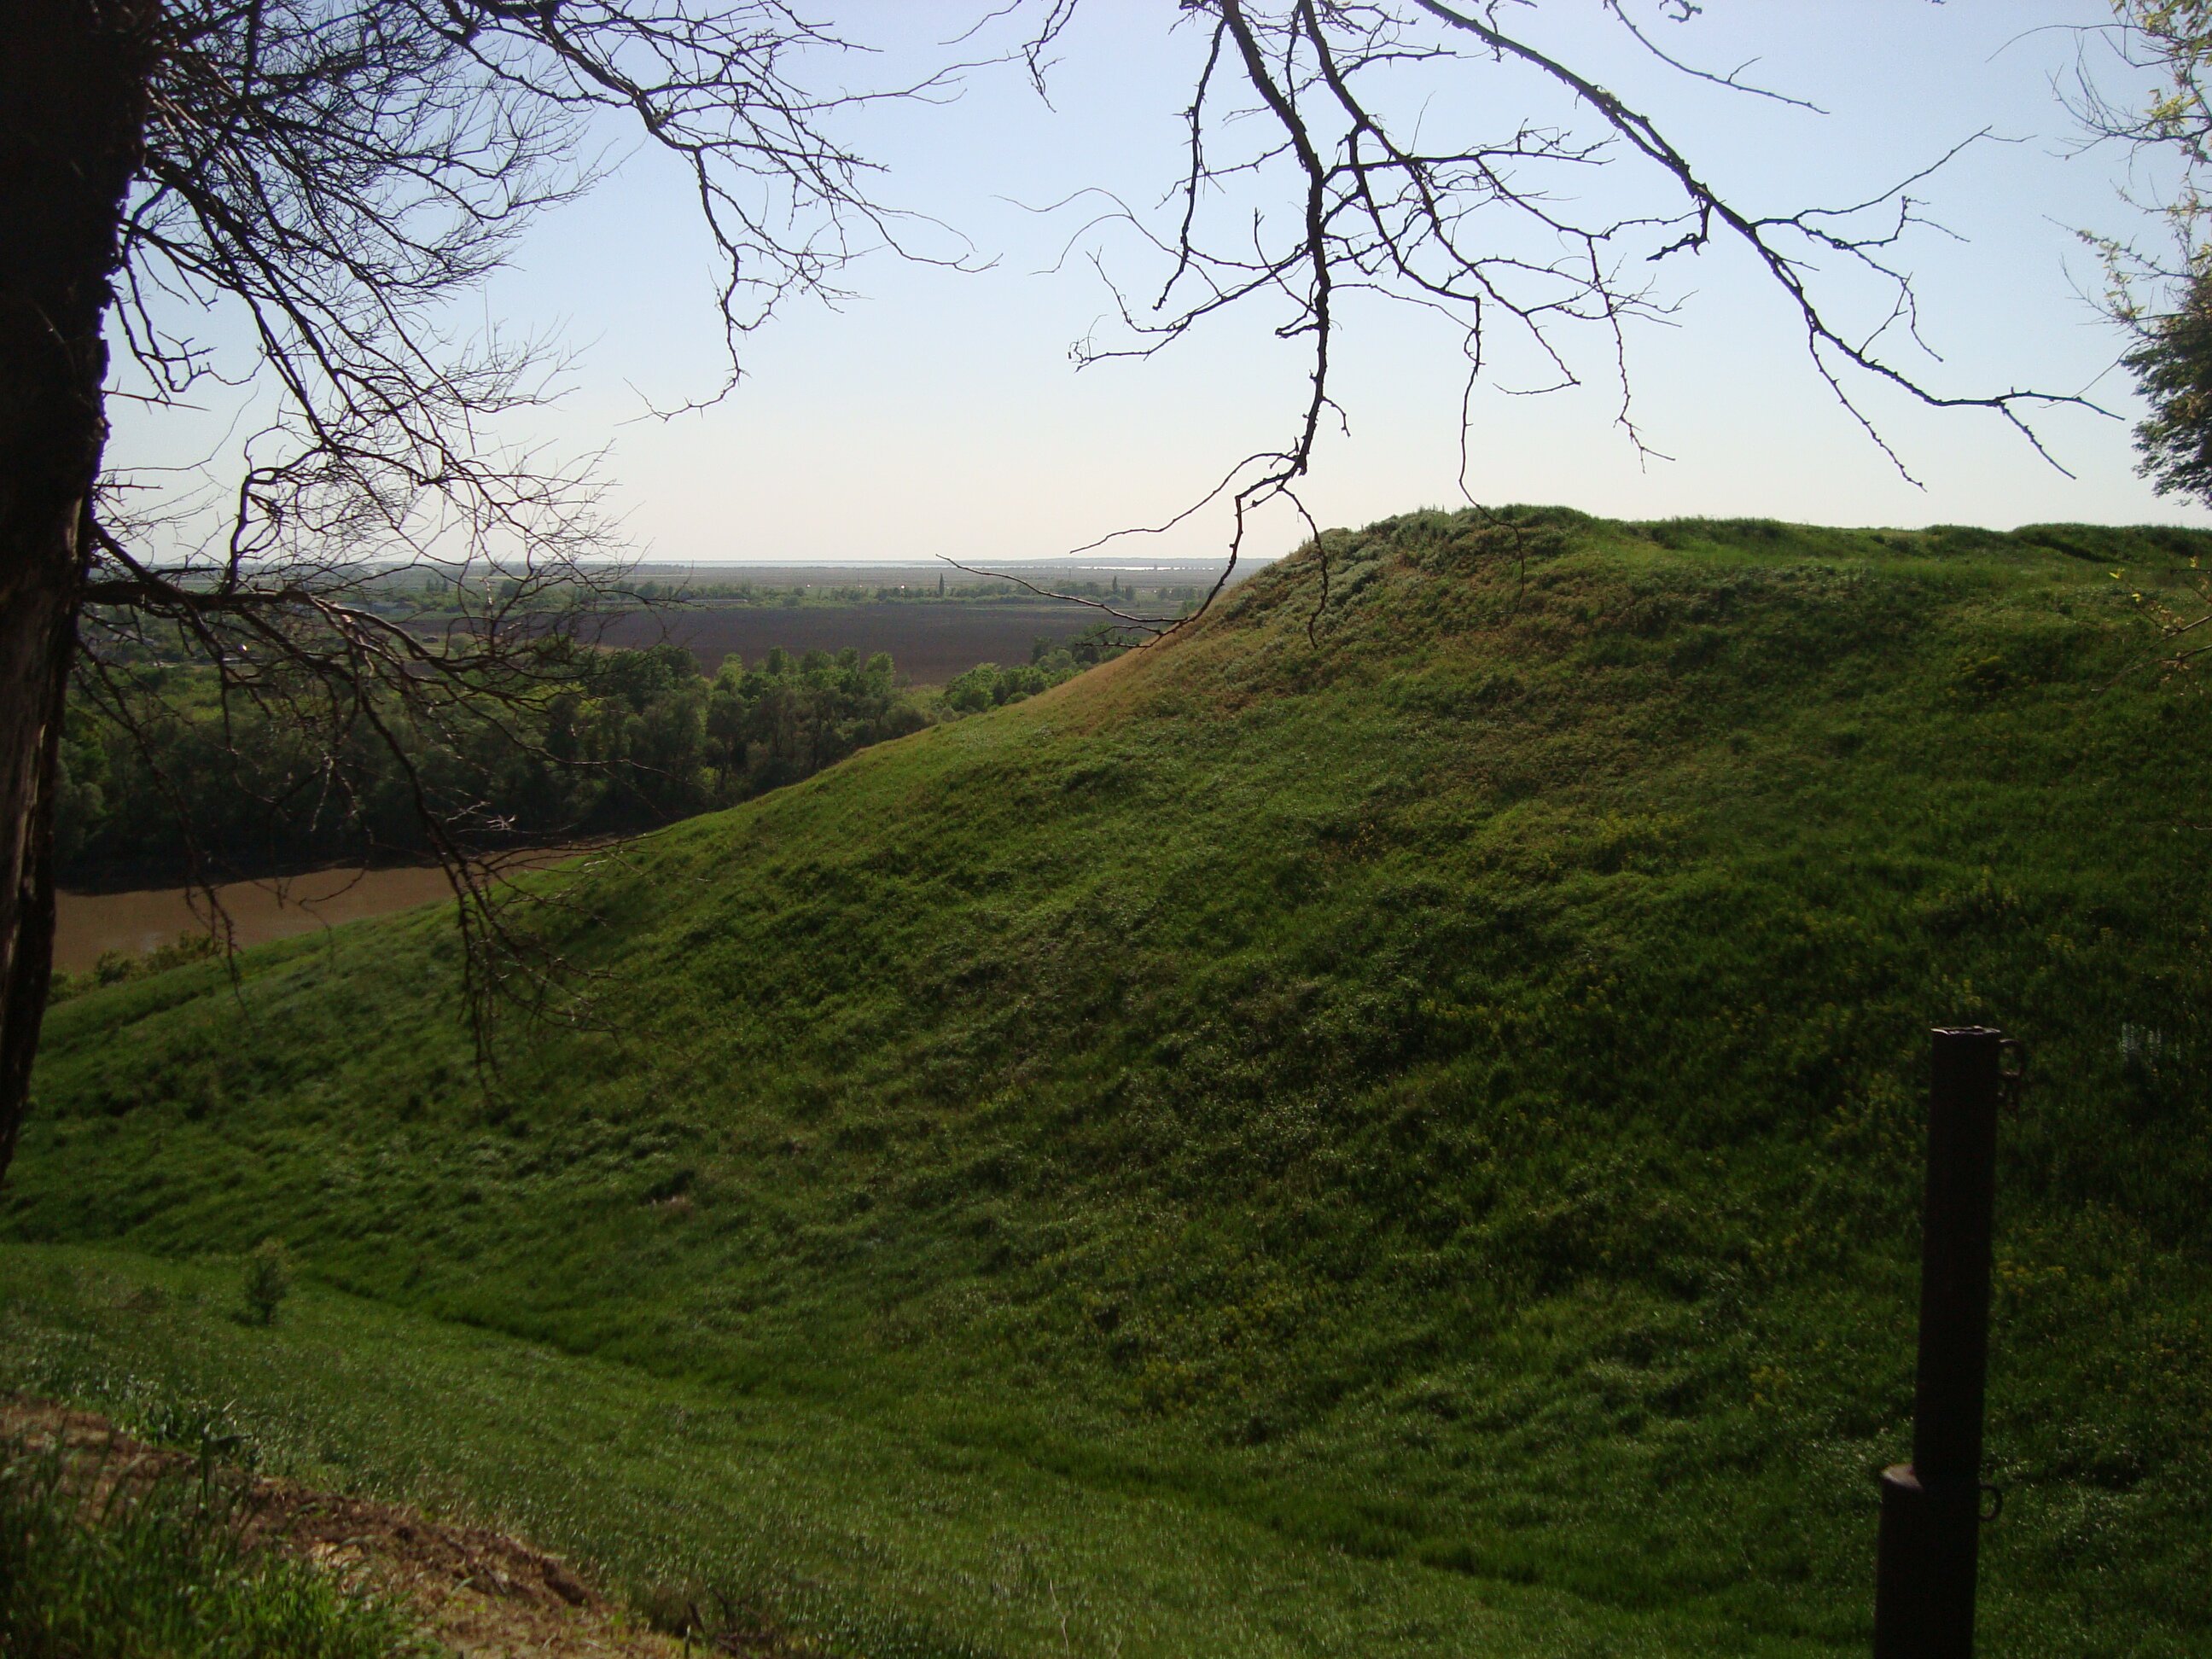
[47,934,219,1008]
[239,1240,292,1327]
[2090,3,2212,494]
[11,509,2212,1656]
[693,644,927,813]
[2116,3,2212,151]
[939,660,1069,713]
[0,1423,439,1659]
[937,621,1128,713]
[57,642,933,882]
[2127,266,2212,504]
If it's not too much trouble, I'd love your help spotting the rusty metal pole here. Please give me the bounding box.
[1873,1026,2016,1659]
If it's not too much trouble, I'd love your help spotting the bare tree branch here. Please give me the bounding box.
[1012,0,2107,634]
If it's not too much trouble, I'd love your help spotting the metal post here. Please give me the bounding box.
[1872,1026,2014,1659]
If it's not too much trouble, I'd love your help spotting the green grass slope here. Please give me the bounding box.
[5,509,2210,1657]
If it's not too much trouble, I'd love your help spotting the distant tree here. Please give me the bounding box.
[2072,2,2212,507]
[2125,268,2212,502]
[2071,3,2212,663]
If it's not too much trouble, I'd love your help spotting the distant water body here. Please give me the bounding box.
[54,853,580,974]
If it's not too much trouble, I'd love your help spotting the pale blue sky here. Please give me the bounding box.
[118,2,2212,565]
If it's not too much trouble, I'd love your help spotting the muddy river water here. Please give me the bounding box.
[53,855,579,975]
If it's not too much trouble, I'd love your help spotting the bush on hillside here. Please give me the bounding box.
[46,934,220,1008]
[238,1241,292,1328]
[938,622,1131,713]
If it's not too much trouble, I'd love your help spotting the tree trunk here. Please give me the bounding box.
[0,0,155,1182]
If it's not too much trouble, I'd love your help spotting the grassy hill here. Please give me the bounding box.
[3,509,2209,1656]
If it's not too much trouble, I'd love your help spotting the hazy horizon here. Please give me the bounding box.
[113,3,2212,572]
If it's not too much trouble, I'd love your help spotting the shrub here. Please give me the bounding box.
[49,932,220,1006]
[239,1241,292,1327]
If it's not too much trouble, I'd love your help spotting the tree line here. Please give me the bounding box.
[57,637,1110,886]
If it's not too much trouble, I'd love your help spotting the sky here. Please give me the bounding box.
[113,1,2212,566]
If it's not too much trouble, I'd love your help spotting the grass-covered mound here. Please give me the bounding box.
[6,509,2210,1657]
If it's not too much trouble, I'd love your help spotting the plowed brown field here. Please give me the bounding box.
[596,600,1110,683]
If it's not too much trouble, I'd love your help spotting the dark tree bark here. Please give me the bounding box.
[0,0,154,1173]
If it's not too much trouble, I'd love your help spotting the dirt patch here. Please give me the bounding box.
[0,1395,752,1657]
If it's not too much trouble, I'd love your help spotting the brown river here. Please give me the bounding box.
[53,854,581,975]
